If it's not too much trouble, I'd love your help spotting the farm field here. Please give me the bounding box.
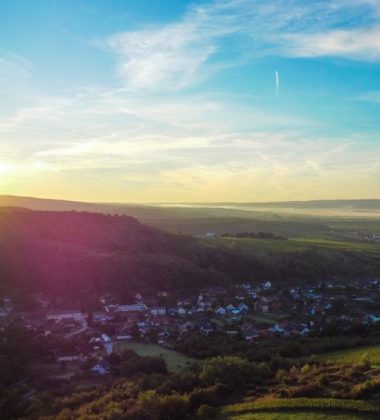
[315,344,380,366]
[114,341,196,372]
[198,236,380,255]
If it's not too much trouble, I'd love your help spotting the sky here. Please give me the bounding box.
[0,0,379,203]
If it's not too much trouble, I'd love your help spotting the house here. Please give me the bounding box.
[105,303,148,315]
[167,307,178,316]
[225,329,239,336]
[57,355,81,362]
[101,333,112,343]
[215,306,226,316]
[247,289,257,298]
[367,314,380,324]
[93,312,114,323]
[178,307,187,317]
[206,232,218,238]
[115,335,132,341]
[89,336,102,345]
[200,322,214,335]
[91,359,111,375]
[179,321,194,334]
[259,303,270,313]
[151,316,170,326]
[238,303,249,314]
[230,309,241,319]
[102,334,113,355]
[197,293,203,305]
[300,326,310,336]
[271,323,284,334]
[47,310,82,322]
[226,304,240,318]
[226,304,236,313]
[150,307,167,316]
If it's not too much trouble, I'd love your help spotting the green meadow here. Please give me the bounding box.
[114,341,196,373]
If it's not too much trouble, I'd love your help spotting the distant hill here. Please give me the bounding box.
[197,199,380,210]
[0,195,128,213]
[1,195,380,213]
[1,195,379,239]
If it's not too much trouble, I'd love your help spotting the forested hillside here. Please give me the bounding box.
[0,208,379,303]
[0,208,249,300]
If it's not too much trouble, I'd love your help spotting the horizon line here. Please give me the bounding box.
[1,194,380,206]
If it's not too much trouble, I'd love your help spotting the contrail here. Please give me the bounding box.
[275,70,279,97]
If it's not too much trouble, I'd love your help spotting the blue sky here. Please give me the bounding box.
[0,0,379,202]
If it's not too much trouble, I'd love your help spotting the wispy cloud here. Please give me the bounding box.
[282,26,380,60]
[105,26,213,90]
[102,3,241,91]
[98,0,380,92]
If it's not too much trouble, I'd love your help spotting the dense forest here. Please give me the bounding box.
[0,208,380,303]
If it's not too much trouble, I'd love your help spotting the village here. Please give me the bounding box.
[2,277,380,381]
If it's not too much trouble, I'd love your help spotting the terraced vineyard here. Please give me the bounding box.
[224,397,380,417]
[230,411,372,419]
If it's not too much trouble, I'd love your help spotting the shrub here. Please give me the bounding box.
[275,369,287,383]
[284,383,321,398]
[197,404,218,419]
[137,390,189,420]
[300,364,312,375]
[189,384,227,410]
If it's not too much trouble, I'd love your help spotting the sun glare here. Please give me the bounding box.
[0,162,15,176]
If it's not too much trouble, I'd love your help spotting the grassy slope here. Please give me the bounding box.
[196,237,380,279]
[114,341,196,372]
[315,344,380,366]
[198,237,380,254]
